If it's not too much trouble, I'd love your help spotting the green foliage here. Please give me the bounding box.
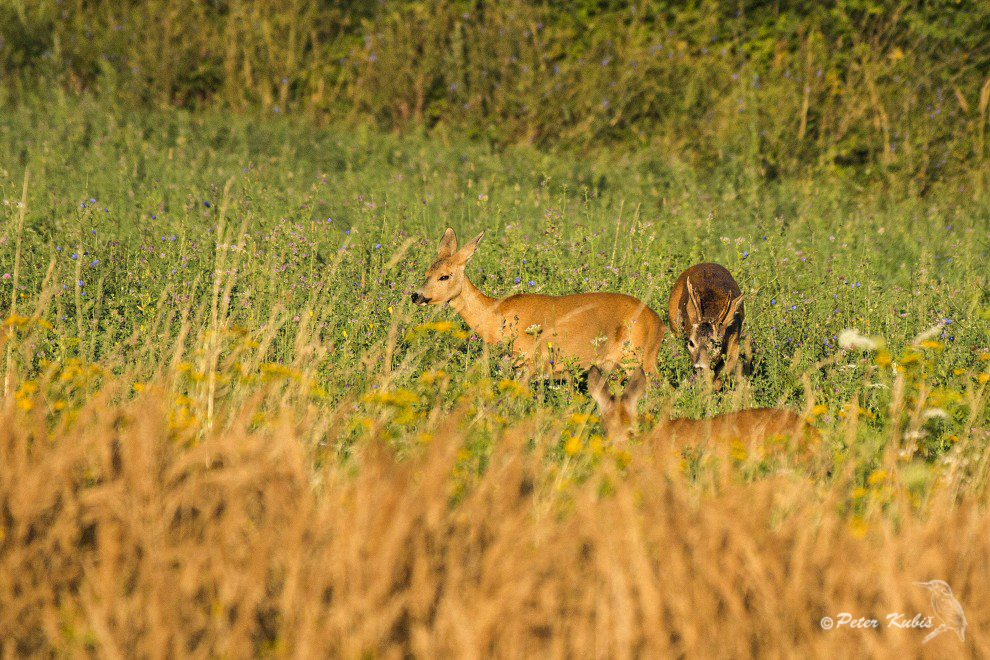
[1,98,988,468]
[2,1,989,181]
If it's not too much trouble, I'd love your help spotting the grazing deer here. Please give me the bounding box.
[588,367,817,452]
[410,228,666,375]
[668,262,745,389]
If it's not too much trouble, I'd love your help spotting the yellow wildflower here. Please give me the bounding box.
[730,440,748,462]
[497,379,528,398]
[900,352,920,366]
[394,409,419,426]
[566,413,598,426]
[419,370,447,385]
[425,321,456,333]
[563,436,582,456]
[17,381,38,396]
[364,388,419,408]
[260,363,297,380]
[612,448,632,469]
[867,470,888,486]
[347,416,374,433]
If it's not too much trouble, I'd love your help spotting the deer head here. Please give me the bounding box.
[588,366,647,440]
[684,278,743,375]
[411,228,484,306]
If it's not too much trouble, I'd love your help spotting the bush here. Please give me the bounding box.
[2,1,989,181]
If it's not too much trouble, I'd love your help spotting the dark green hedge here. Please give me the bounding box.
[2,1,989,179]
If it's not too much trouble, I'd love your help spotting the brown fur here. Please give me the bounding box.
[589,367,819,452]
[667,262,745,388]
[655,408,815,451]
[412,228,666,374]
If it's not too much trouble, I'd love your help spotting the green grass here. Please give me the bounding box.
[1,96,988,477]
[3,95,990,658]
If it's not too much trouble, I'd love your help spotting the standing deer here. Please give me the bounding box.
[668,263,745,389]
[588,367,817,451]
[410,228,666,375]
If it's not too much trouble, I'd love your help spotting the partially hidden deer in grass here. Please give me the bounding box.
[588,367,818,453]
[668,262,746,389]
[410,228,666,375]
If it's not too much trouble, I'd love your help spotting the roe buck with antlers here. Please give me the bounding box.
[410,228,666,374]
[588,367,817,450]
[668,262,745,388]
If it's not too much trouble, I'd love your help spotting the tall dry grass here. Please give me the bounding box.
[2,360,988,657]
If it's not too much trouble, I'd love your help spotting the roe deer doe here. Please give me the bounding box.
[588,367,817,452]
[668,262,745,389]
[410,228,666,375]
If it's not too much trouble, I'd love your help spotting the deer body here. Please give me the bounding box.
[667,263,745,387]
[589,367,817,450]
[412,229,665,374]
[654,408,811,447]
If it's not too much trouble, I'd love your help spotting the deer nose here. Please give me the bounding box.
[410,292,420,303]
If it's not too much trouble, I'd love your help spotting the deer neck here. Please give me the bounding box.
[450,277,500,343]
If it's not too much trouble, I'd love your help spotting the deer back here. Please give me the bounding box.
[414,228,666,374]
[654,408,814,449]
[667,262,743,334]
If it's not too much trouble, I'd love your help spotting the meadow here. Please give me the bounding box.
[1,96,989,656]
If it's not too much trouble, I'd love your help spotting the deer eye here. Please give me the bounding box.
[438,275,450,281]
[687,339,696,350]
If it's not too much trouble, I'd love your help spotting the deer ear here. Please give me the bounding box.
[437,228,458,259]
[720,294,744,329]
[622,368,647,406]
[686,278,703,324]
[454,231,484,263]
[587,366,612,412]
